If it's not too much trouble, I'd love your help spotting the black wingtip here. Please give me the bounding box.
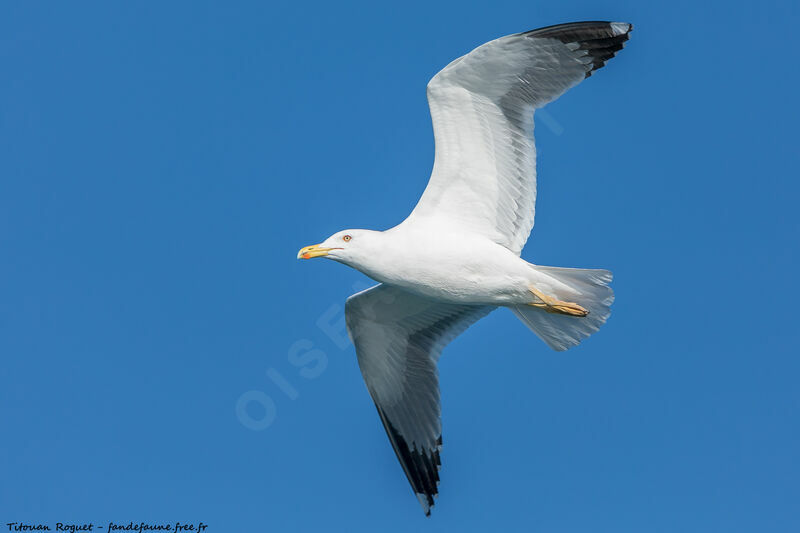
[375,405,442,516]
[522,21,633,77]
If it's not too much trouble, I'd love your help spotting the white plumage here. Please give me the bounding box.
[298,21,632,515]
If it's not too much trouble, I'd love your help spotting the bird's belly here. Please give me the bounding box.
[364,242,534,306]
[396,273,531,305]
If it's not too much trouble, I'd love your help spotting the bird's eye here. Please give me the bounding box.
[342,235,352,242]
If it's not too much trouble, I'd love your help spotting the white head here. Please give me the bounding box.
[297,229,379,268]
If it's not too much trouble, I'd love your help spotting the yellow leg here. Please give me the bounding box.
[528,286,589,317]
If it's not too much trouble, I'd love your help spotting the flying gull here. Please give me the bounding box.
[298,21,632,515]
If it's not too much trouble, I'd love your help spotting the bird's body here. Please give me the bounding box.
[341,226,538,305]
[298,20,632,515]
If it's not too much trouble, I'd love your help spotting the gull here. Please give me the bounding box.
[298,21,632,515]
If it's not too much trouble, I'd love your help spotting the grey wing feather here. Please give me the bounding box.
[345,284,493,515]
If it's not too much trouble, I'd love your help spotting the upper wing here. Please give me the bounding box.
[404,22,633,254]
[345,284,493,515]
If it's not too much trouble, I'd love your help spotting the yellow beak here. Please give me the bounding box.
[297,244,336,260]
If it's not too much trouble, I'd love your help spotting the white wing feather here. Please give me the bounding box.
[404,22,632,254]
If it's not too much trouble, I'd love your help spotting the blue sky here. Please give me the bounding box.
[2,1,799,531]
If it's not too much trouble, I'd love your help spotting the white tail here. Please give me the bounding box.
[511,266,614,351]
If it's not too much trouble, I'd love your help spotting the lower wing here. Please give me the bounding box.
[345,284,494,515]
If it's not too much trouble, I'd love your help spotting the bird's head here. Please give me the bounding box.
[297,229,377,267]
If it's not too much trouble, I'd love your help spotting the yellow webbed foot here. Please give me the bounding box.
[528,286,588,317]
